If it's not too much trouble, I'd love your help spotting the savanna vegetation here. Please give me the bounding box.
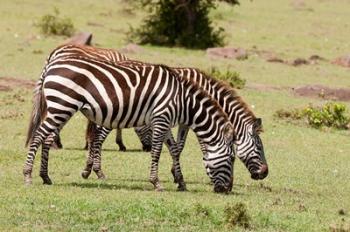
[0,0,349,231]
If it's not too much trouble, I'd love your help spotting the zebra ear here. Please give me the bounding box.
[224,123,235,142]
[253,118,263,133]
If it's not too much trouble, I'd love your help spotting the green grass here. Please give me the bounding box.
[1,0,350,231]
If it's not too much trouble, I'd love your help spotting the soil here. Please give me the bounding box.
[248,82,350,102]
[0,77,35,92]
[332,55,350,68]
[293,84,350,101]
[206,47,248,60]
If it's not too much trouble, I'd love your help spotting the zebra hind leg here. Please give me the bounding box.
[39,132,56,185]
[82,126,111,179]
[116,129,126,151]
[23,120,59,185]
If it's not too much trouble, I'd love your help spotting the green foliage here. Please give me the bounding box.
[36,8,75,37]
[275,102,350,130]
[304,103,350,129]
[224,202,251,229]
[208,67,246,89]
[128,0,239,49]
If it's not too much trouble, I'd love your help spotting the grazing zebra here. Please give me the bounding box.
[85,66,268,181]
[24,55,235,193]
[46,44,130,151]
[42,44,267,183]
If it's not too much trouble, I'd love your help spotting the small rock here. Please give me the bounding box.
[119,43,143,54]
[206,47,248,60]
[332,55,350,68]
[339,209,346,215]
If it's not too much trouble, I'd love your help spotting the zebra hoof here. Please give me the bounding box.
[81,170,91,179]
[96,172,106,180]
[42,178,53,185]
[119,145,127,152]
[24,178,32,186]
[142,145,152,152]
[177,185,187,192]
[155,186,164,192]
[40,175,53,185]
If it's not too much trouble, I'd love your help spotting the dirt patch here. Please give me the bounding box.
[249,47,326,66]
[294,85,350,101]
[332,55,350,68]
[266,55,326,66]
[246,83,287,91]
[0,77,35,92]
[206,47,248,60]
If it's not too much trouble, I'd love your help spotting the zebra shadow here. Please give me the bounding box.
[63,147,145,153]
[62,181,245,195]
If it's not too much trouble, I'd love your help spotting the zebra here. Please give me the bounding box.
[45,44,130,151]
[85,66,268,182]
[41,44,267,183]
[24,55,236,193]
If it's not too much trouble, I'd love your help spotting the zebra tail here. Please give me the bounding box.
[25,78,47,147]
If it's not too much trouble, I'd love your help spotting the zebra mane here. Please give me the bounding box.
[201,70,257,121]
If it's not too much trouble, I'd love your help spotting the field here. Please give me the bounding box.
[0,0,349,231]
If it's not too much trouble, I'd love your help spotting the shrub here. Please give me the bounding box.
[224,202,251,229]
[36,8,75,37]
[208,67,245,89]
[304,103,350,129]
[127,1,239,49]
[275,102,350,130]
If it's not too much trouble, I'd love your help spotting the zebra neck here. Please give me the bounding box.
[179,81,227,141]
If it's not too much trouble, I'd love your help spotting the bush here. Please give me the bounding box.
[36,8,75,37]
[127,1,239,49]
[275,102,350,130]
[304,103,350,129]
[224,202,251,229]
[208,67,246,89]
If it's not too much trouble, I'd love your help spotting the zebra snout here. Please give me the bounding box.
[213,182,231,193]
[251,164,268,180]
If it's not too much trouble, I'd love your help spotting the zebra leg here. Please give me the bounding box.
[51,133,63,149]
[115,129,126,152]
[164,132,187,191]
[134,126,152,152]
[149,123,169,191]
[39,132,56,185]
[84,120,96,150]
[23,120,58,185]
[170,125,190,183]
[81,126,111,179]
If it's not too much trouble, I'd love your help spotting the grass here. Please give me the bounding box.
[0,0,350,231]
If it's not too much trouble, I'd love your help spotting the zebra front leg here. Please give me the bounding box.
[115,129,126,151]
[169,125,190,184]
[165,132,187,191]
[149,123,169,191]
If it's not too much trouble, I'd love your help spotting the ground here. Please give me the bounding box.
[0,0,349,231]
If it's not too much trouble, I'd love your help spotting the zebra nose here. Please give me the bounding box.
[259,164,268,179]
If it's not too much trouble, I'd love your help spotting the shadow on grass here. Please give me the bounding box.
[63,147,145,153]
[59,180,245,195]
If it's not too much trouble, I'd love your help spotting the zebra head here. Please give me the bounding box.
[200,122,235,193]
[236,118,268,180]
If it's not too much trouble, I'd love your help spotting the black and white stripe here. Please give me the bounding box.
[24,55,235,192]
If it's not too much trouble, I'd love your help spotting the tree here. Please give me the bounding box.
[129,0,239,49]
